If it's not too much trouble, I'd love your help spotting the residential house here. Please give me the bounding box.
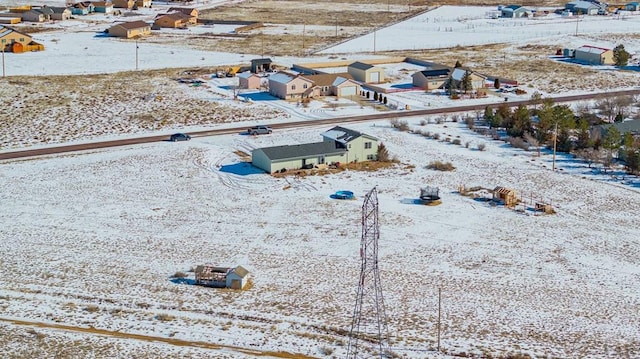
[251,58,272,73]
[322,126,379,162]
[237,72,263,89]
[574,45,614,65]
[268,72,314,100]
[565,1,600,15]
[108,20,151,38]
[450,67,487,91]
[251,126,379,173]
[501,5,531,18]
[154,12,192,28]
[0,25,44,52]
[412,66,452,90]
[135,0,152,8]
[49,7,72,21]
[112,0,134,9]
[0,15,22,25]
[71,2,94,15]
[302,73,359,98]
[91,1,114,14]
[168,7,198,18]
[347,61,385,83]
[22,8,52,22]
[625,2,640,11]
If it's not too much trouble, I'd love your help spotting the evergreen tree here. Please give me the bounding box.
[625,148,640,174]
[461,70,472,94]
[602,126,622,158]
[508,105,531,137]
[493,78,501,89]
[377,142,390,162]
[575,118,591,150]
[454,60,463,68]
[613,44,630,67]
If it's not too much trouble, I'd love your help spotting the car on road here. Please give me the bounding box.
[247,126,273,135]
[170,133,191,142]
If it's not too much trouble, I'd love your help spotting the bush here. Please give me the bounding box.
[419,119,427,126]
[477,143,486,151]
[452,139,462,145]
[465,141,470,148]
[156,313,175,322]
[427,161,456,171]
[432,133,441,140]
[172,271,188,278]
[320,347,334,355]
[508,136,529,151]
[390,118,409,132]
[465,116,475,129]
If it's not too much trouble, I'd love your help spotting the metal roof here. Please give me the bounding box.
[321,126,377,144]
[255,141,346,161]
[349,61,374,71]
[111,20,150,30]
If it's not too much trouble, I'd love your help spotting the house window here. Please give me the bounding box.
[367,154,375,160]
[364,142,372,149]
[1,39,5,44]
[20,38,25,42]
[324,86,328,91]
[303,84,308,89]
[291,84,296,90]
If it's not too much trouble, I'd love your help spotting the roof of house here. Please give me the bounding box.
[237,71,259,79]
[601,119,640,135]
[414,67,451,78]
[231,266,249,278]
[195,265,231,276]
[168,7,196,14]
[251,58,272,64]
[628,2,639,5]
[268,72,295,84]
[504,5,522,10]
[569,1,599,9]
[576,44,611,54]
[349,61,375,70]
[157,12,192,21]
[111,20,150,30]
[451,67,486,81]
[322,126,377,144]
[332,76,356,87]
[304,73,353,87]
[49,7,71,13]
[255,141,346,161]
[91,1,113,6]
[0,26,31,39]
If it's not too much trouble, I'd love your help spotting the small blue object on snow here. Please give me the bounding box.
[330,190,355,200]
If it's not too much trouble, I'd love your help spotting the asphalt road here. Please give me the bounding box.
[1,88,639,161]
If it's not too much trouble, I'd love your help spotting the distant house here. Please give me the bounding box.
[598,120,640,137]
[22,9,52,22]
[565,1,600,15]
[347,61,385,83]
[108,20,151,38]
[412,66,452,90]
[112,0,134,9]
[237,72,263,89]
[625,2,640,11]
[450,67,487,90]
[168,7,198,18]
[194,265,249,290]
[501,5,531,18]
[71,2,94,15]
[574,45,614,65]
[0,25,44,53]
[268,72,314,100]
[0,15,22,25]
[91,1,114,14]
[135,0,152,8]
[251,58,272,73]
[251,126,378,173]
[302,73,360,98]
[154,12,192,28]
[50,7,72,21]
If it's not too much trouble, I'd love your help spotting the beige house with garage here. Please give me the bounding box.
[268,72,314,100]
[108,20,151,38]
[347,61,385,83]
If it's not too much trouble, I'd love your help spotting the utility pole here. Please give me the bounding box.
[373,29,376,54]
[552,121,558,171]
[260,32,264,58]
[135,40,139,70]
[302,22,306,55]
[335,17,338,39]
[1,48,5,78]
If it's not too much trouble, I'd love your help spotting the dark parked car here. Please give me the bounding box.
[170,133,191,142]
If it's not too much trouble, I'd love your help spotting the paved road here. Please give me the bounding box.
[1,89,639,161]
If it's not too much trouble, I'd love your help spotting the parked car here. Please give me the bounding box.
[170,133,191,142]
[247,126,273,135]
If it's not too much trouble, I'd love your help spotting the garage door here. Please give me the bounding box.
[370,72,379,83]
[340,86,357,97]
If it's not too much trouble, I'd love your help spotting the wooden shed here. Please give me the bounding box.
[492,186,518,207]
[194,264,250,290]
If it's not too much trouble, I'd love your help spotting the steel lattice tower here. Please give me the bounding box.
[346,187,390,359]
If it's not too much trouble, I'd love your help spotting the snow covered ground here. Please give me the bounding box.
[1,118,639,358]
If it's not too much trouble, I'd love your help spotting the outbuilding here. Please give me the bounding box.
[574,45,614,65]
[237,71,263,89]
[108,20,151,38]
[347,61,385,83]
[565,1,600,15]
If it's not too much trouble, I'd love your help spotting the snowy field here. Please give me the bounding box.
[1,118,640,358]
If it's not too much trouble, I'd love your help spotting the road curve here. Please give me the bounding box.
[1,89,639,161]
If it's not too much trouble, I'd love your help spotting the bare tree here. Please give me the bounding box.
[524,132,540,156]
[614,95,634,121]
[575,148,598,168]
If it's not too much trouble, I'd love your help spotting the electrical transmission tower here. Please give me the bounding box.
[347,187,390,359]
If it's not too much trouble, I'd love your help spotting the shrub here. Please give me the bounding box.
[508,136,529,151]
[427,161,456,171]
[432,133,441,140]
[477,143,486,151]
[452,139,462,145]
[156,313,175,321]
[84,305,99,313]
[377,142,390,162]
[419,119,427,126]
[172,271,188,278]
[320,347,334,355]
[390,118,409,132]
[465,141,470,148]
[465,116,475,129]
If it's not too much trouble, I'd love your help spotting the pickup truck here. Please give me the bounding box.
[247,126,273,135]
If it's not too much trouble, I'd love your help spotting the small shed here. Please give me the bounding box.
[493,186,518,207]
[237,71,263,89]
[226,266,249,289]
[194,265,250,289]
[251,58,273,73]
[347,61,385,83]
